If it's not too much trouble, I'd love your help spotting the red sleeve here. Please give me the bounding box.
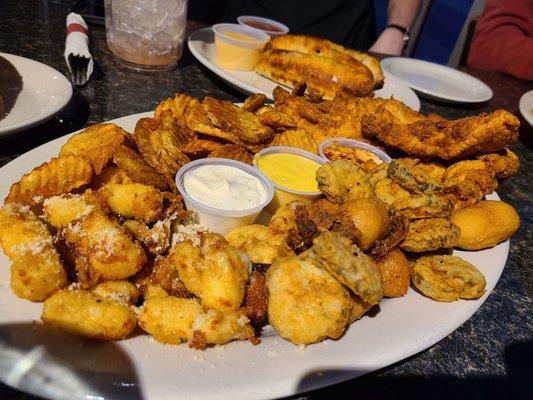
[467,0,533,81]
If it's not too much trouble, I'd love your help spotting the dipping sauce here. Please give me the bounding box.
[183,164,267,211]
[213,23,269,71]
[237,16,289,36]
[256,153,321,192]
[241,20,284,33]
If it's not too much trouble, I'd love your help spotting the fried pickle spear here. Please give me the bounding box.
[362,108,520,160]
[0,203,67,301]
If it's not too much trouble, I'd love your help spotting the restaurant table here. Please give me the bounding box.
[0,1,531,399]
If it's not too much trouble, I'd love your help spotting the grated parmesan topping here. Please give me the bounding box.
[10,236,54,256]
[171,223,209,248]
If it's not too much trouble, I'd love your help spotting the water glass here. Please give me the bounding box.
[104,0,188,70]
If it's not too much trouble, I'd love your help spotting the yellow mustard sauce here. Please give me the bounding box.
[256,153,321,192]
[214,31,265,71]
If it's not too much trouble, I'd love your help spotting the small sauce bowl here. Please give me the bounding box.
[212,23,270,71]
[237,15,289,37]
[253,146,326,214]
[319,138,391,171]
[175,158,274,235]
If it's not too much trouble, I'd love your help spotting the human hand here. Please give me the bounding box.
[369,27,406,55]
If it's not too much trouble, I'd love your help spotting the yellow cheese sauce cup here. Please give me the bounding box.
[253,146,327,214]
[212,23,270,71]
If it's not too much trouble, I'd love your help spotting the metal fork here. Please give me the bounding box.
[68,53,89,86]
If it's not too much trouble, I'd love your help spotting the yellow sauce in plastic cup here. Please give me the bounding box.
[212,23,269,71]
[253,146,327,214]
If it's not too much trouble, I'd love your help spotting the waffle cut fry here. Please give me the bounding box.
[270,128,318,154]
[208,144,253,164]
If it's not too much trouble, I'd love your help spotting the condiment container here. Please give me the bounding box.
[175,158,274,235]
[237,15,289,37]
[319,138,392,164]
[253,146,326,214]
[212,23,270,71]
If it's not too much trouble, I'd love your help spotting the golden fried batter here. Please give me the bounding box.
[226,225,291,264]
[374,248,410,298]
[208,144,253,164]
[411,255,486,302]
[476,148,519,179]
[266,255,352,345]
[387,159,443,194]
[400,218,460,253]
[316,160,373,204]
[391,194,453,220]
[270,128,318,153]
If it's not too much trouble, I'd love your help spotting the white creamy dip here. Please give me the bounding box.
[183,165,267,211]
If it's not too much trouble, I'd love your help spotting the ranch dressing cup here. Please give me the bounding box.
[175,158,274,235]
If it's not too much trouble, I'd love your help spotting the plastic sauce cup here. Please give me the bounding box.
[175,158,274,235]
[319,138,392,164]
[212,23,270,71]
[253,146,327,214]
[237,15,290,37]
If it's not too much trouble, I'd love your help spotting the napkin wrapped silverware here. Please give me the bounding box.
[64,12,93,86]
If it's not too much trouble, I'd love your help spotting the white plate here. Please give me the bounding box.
[0,112,508,400]
[0,53,73,136]
[381,57,493,104]
[519,90,533,127]
[188,28,421,111]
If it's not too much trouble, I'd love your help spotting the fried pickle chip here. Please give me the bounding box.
[388,159,443,194]
[226,225,291,264]
[242,93,267,112]
[208,144,253,164]
[186,97,273,144]
[316,160,373,204]
[303,231,383,305]
[5,155,92,205]
[270,128,318,153]
[373,177,410,207]
[400,218,460,252]
[133,116,190,187]
[112,145,168,190]
[59,123,126,174]
[266,255,352,345]
[411,255,486,302]
[391,194,454,220]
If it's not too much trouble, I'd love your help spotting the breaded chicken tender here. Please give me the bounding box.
[42,289,137,340]
[99,183,163,223]
[0,203,67,301]
[411,255,486,302]
[316,160,373,204]
[267,256,352,345]
[64,209,147,280]
[303,232,383,305]
[170,234,248,310]
[226,225,291,264]
[400,218,460,252]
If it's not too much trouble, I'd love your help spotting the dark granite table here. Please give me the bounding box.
[0,1,531,399]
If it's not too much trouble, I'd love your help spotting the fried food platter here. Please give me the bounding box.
[187,27,421,111]
[0,98,515,400]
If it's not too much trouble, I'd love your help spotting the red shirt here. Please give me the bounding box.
[467,0,533,81]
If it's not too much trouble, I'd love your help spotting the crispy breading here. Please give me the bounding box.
[476,148,519,179]
[411,255,486,302]
[112,145,169,191]
[270,128,318,153]
[5,155,92,205]
[316,160,373,204]
[257,109,298,130]
[256,49,374,99]
[242,271,268,327]
[226,225,291,264]
[122,219,171,256]
[388,159,443,194]
[266,255,352,345]
[99,183,163,223]
[302,232,383,305]
[59,123,126,174]
[91,280,139,305]
[374,248,410,297]
[0,203,67,301]
[400,218,460,252]
[362,108,520,160]
[268,34,384,86]
[42,192,101,228]
[186,97,273,144]
[370,214,410,259]
[391,194,454,220]
[180,138,224,158]
[208,144,253,164]
[90,165,131,189]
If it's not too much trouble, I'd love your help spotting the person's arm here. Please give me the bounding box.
[369,0,421,55]
[467,0,533,81]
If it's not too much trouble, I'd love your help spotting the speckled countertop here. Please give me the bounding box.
[0,1,531,399]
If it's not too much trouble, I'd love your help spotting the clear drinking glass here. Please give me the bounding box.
[104,0,188,70]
